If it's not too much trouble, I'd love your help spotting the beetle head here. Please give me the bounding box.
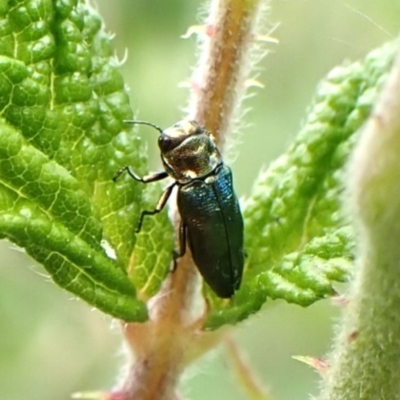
[124,119,222,183]
[159,120,222,182]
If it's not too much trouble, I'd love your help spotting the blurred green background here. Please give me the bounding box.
[0,1,398,399]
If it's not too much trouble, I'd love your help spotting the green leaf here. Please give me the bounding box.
[204,42,397,329]
[130,183,174,298]
[0,0,173,321]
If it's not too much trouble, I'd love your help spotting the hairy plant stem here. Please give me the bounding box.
[115,1,265,399]
[187,0,264,148]
[117,252,204,400]
[317,42,400,400]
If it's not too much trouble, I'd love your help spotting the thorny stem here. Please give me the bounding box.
[114,1,267,400]
[317,43,400,399]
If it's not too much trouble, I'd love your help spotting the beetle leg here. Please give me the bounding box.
[178,221,187,258]
[113,166,168,183]
[171,221,186,272]
[136,182,176,233]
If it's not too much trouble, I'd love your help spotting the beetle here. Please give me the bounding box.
[113,120,244,298]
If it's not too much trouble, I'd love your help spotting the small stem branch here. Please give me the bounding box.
[225,337,272,400]
[317,42,400,400]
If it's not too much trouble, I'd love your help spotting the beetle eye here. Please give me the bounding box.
[158,135,172,151]
[158,134,183,152]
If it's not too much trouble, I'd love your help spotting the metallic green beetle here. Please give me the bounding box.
[114,120,244,298]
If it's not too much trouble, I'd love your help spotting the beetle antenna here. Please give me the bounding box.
[123,120,163,134]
